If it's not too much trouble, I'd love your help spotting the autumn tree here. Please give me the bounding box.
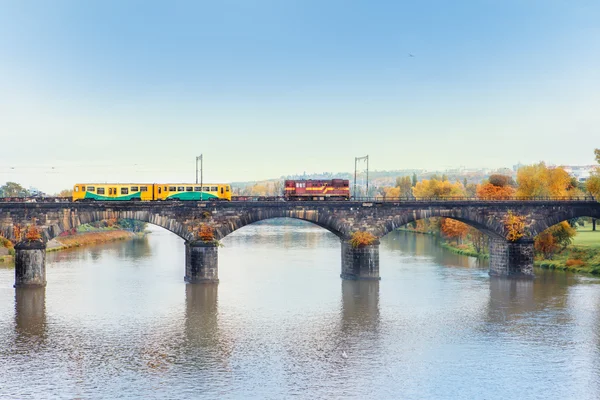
[440,218,469,244]
[57,189,73,197]
[516,163,572,198]
[412,179,466,199]
[477,174,516,200]
[504,211,526,242]
[534,221,577,258]
[412,173,418,187]
[588,149,600,200]
[595,148,600,164]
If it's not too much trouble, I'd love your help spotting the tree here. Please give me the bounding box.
[440,218,469,244]
[476,184,516,200]
[412,173,418,187]
[395,176,413,198]
[57,189,73,197]
[504,211,526,242]
[0,182,29,198]
[469,228,488,254]
[595,148,600,164]
[534,221,577,258]
[412,179,466,199]
[516,162,572,197]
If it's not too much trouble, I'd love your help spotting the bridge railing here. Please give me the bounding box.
[0,195,597,203]
[351,196,598,202]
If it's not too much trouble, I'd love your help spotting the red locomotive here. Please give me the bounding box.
[284,179,350,200]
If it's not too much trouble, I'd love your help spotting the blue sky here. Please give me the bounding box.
[1,0,599,192]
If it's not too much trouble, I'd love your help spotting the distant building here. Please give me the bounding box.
[562,165,597,183]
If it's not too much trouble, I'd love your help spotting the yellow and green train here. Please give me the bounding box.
[72,183,231,201]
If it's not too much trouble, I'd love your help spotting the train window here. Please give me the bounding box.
[158,187,162,194]
[164,186,168,191]
[169,186,176,191]
[194,187,202,192]
[109,188,113,195]
[140,186,148,192]
[211,186,218,192]
[186,187,193,192]
[97,188,105,195]
[203,186,209,191]
[226,186,230,192]
[81,186,86,191]
[74,187,79,192]
[121,188,129,195]
[87,186,95,192]
[131,186,139,192]
[177,186,184,192]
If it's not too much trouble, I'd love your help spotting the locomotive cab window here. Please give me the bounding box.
[203,186,209,191]
[121,188,129,195]
[75,187,79,192]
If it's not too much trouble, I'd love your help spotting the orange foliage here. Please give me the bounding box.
[504,211,526,242]
[349,231,377,248]
[476,183,516,200]
[534,230,556,257]
[197,224,215,242]
[440,218,469,242]
[565,259,585,267]
[25,225,42,241]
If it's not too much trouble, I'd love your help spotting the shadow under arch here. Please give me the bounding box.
[44,211,193,243]
[214,211,346,240]
[375,213,506,241]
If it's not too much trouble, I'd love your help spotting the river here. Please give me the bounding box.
[1,220,599,399]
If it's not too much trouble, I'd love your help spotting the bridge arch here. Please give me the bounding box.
[529,207,600,237]
[42,210,193,242]
[213,208,346,240]
[371,208,507,240]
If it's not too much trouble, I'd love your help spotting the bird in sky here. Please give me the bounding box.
[408,53,415,57]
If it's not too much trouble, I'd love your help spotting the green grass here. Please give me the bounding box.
[572,227,600,248]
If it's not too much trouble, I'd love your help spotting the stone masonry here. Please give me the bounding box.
[1,200,598,286]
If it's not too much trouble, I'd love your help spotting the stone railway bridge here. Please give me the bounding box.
[1,200,599,287]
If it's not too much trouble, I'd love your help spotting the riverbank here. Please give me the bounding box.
[0,229,145,266]
[535,228,600,274]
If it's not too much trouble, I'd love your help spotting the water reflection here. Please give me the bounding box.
[382,231,487,270]
[340,280,380,331]
[14,287,46,338]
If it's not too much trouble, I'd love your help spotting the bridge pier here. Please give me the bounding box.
[488,238,534,278]
[340,239,380,280]
[14,241,47,288]
[185,241,219,284]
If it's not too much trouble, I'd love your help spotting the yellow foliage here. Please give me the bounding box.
[349,231,377,248]
[504,211,526,242]
[516,162,571,197]
[383,186,400,198]
[586,170,600,199]
[412,179,466,199]
[25,225,42,241]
